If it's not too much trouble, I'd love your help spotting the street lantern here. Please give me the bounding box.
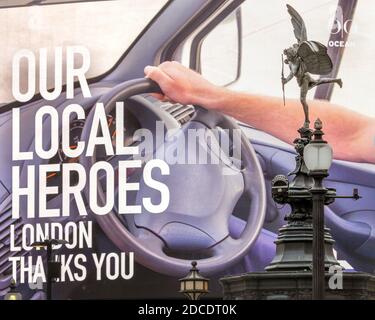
[179,261,209,300]
[303,119,333,172]
[4,279,22,300]
[303,118,333,300]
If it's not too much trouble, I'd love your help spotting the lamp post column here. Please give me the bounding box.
[46,242,52,301]
[310,173,327,300]
[304,119,334,300]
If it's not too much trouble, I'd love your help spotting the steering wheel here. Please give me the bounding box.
[80,78,266,276]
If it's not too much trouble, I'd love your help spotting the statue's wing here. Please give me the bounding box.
[286,4,307,43]
[297,41,333,75]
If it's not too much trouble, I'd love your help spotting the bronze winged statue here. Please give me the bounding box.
[282,4,342,128]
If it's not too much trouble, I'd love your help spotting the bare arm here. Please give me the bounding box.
[145,61,375,164]
[283,72,294,84]
[208,89,375,163]
[282,62,294,84]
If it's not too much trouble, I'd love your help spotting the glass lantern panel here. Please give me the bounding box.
[304,143,333,171]
[195,281,203,290]
[185,280,194,291]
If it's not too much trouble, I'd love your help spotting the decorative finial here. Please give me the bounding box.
[314,118,322,130]
[10,278,16,289]
[312,118,325,142]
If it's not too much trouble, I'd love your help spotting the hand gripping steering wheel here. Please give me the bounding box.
[80,78,266,276]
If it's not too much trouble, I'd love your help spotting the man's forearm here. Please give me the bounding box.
[144,62,374,164]
[198,87,375,164]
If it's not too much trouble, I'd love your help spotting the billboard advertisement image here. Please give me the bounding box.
[0,0,374,303]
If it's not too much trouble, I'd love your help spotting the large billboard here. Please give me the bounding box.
[0,0,374,300]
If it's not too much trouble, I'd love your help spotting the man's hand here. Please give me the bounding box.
[144,61,223,107]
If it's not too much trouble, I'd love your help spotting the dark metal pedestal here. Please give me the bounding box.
[265,222,338,272]
[220,271,375,300]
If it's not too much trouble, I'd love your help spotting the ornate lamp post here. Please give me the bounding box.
[31,238,68,300]
[266,123,339,274]
[304,119,333,300]
[220,119,363,300]
[179,261,209,300]
[266,119,360,299]
[4,279,22,300]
